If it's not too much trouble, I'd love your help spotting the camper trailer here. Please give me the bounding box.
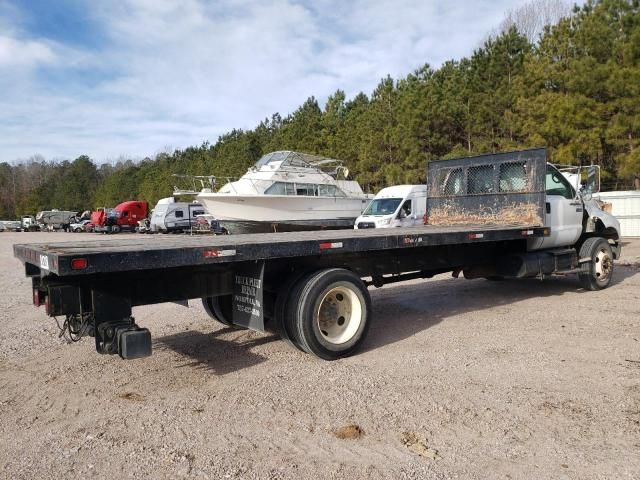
[150,197,206,233]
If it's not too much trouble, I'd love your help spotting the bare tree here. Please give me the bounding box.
[498,0,573,43]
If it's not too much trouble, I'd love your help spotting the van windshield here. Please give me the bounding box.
[363,198,403,216]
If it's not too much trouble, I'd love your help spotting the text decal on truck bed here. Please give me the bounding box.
[202,249,236,258]
[39,254,49,270]
[403,236,424,245]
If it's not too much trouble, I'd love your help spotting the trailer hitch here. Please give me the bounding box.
[96,317,152,359]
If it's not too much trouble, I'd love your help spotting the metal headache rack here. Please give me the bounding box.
[426,148,547,227]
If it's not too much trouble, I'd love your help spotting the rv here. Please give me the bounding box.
[355,185,427,229]
[150,197,206,233]
[35,210,78,231]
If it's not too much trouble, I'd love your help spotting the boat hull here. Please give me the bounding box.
[197,194,369,234]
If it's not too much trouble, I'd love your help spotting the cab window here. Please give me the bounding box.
[545,166,575,199]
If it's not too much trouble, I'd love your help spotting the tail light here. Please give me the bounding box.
[423,213,428,225]
[33,289,45,307]
[70,258,88,270]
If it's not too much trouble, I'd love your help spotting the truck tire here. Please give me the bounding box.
[286,268,371,360]
[111,225,121,234]
[578,237,614,291]
[201,295,246,329]
[274,270,311,352]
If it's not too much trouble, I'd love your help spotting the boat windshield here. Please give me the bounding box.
[254,151,333,170]
[255,151,290,169]
[362,198,403,216]
[264,182,346,197]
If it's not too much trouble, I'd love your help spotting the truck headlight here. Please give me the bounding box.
[377,218,391,226]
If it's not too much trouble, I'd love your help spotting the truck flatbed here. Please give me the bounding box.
[14,148,620,362]
[14,224,547,277]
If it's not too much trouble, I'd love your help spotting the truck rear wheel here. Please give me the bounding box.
[286,268,371,360]
[274,271,310,352]
[201,295,246,329]
[579,237,614,291]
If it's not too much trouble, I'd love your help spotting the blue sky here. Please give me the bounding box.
[1,0,542,163]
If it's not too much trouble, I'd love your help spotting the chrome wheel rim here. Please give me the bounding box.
[316,286,362,345]
[594,247,613,282]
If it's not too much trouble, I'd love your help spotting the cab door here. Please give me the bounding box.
[396,198,413,227]
[532,165,584,250]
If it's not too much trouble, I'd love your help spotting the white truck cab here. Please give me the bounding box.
[529,164,621,257]
[355,185,427,229]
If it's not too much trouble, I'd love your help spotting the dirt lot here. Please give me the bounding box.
[1,231,639,479]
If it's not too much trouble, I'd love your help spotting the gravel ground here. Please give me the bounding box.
[1,231,639,479]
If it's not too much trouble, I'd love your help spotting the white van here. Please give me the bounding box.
[354,185,427,229]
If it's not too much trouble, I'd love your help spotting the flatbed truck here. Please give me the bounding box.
[13,149,622,361]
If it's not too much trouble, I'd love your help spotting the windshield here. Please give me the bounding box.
[362,198,403,216]
[254,151,289,169]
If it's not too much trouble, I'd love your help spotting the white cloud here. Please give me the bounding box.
[0,0,536,163]
[0,35,57,67]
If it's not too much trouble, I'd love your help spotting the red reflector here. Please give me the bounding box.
[319,242,343,250]
[70,258,88,270]
[33,289,40,307]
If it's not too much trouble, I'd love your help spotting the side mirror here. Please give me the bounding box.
[398,209,407,219]
[585,166,600,194]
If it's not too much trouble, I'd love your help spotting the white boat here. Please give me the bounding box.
[195,151,372,234]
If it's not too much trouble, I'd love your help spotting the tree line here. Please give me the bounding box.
[1,0,639,219]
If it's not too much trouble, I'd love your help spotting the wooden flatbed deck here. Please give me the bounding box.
[14,225,547,277]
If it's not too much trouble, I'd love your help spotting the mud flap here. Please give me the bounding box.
[232,261,265,331]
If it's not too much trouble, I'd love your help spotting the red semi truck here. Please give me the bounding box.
[92,201,149,233]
